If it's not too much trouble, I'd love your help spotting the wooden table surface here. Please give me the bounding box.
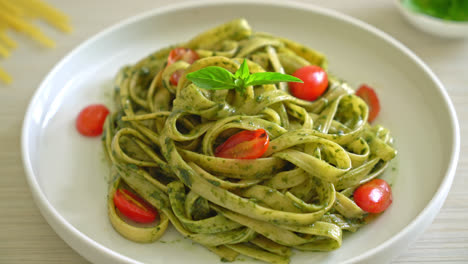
[1,0,467,263]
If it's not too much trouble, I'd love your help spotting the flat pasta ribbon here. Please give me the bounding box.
[102,18,397,264]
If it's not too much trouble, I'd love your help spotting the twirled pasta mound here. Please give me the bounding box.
[102,18,397,264]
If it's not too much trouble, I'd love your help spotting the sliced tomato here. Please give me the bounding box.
[167,48,199,86]
[167,47,199,66]
[356,84,380,123]
[353,179,392,213]
[215,129,269,159]
[169,69,184,86]
[76,104,110,137]
[113,188,158,223]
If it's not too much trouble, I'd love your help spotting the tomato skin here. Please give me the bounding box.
[289,65,328,101]
[356,84,381,123]
[353,179,392,213]
[76,104,110,137]
[215,129,269,159]
[113,189,158,223]
[167,47,199,66]
[167,48,199,86]
[169,69,184,86]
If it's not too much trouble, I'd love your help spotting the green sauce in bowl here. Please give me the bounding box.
[402,0,468,21]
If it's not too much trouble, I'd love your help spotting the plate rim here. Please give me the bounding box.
[21,0,460,263]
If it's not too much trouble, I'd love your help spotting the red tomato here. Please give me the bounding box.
[289,65,328,101]
[167,47,199,66]
[167,48,199,86]
[169,69,184,86]
[113,189,158,223]
[76,104,109,137]
[353,179,392,213]
[215,129,269,159]
[356,84,380,123]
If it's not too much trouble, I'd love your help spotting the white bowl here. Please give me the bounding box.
[21,0,460,263]
[395,0,468,38]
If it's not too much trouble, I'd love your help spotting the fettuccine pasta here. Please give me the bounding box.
[103,18,397,264]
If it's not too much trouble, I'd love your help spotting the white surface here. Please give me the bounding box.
[20,1,459,264]
[395,0,468,38]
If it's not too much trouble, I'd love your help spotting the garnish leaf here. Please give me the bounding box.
[186,66,237,90]
[235,59,250,80]
[245,72,303,86]
[185,59,303,94]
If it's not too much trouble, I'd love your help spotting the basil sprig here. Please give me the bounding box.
[186,59,302,94]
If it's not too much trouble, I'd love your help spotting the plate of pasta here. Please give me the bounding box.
[21,1,459,264]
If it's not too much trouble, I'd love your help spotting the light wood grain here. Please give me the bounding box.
[0,0,466,263]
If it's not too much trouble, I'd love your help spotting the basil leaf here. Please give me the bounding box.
[234,59,250,80]
[245,72,303,86]
[186,66,237,90]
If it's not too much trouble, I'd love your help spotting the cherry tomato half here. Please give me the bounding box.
[289,65,328,101]
[167,47,199,66]
[169,69,184,86]
[76,104,109,137]
[356,84,380,123]
[113,188,158,223]
[353,179,392,213]
[167,48,199,86]
[215,129,269,159]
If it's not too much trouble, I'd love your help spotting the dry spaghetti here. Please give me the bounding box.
[0,0,72,84]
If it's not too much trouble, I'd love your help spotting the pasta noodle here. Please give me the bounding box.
[0,0,72,84]
[103,18,397,264]
[0,66,12,84]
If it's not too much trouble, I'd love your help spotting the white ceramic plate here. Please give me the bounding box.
[22,1,460,263]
